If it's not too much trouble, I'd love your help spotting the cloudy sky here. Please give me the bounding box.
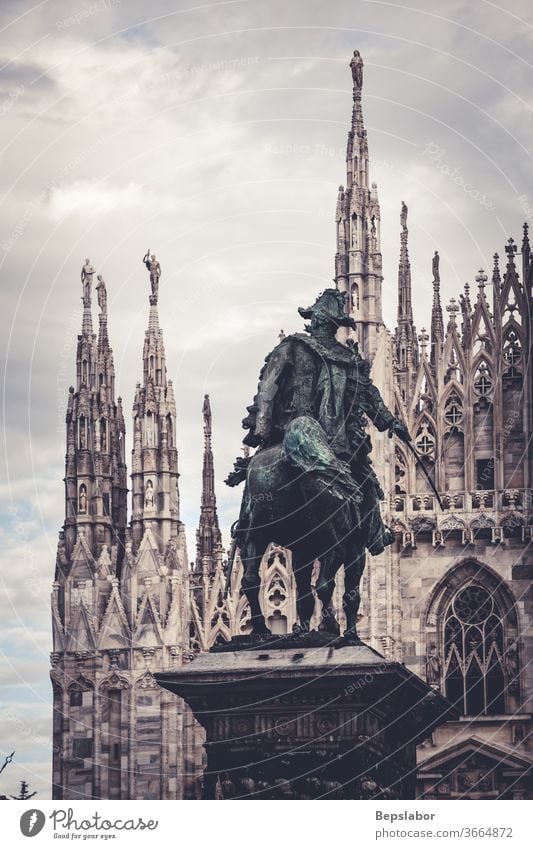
[1,0,532,798]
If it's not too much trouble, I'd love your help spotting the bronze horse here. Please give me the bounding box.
[232,422,367,641]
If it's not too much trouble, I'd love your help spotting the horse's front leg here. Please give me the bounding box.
[240,536,270,635]
[343,544,366,643]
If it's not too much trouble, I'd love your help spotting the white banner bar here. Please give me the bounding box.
[3,799,531,848]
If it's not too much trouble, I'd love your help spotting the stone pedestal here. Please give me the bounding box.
[156,641,457,800]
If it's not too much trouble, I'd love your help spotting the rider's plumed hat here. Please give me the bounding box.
[298,288,356,330]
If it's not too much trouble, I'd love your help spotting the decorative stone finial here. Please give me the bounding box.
[418,327,429,355]
[505,237,517,264]
[446,298,460,323]
[475,268,488,295]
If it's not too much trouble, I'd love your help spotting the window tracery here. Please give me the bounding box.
[473,362,493,397]
[415,421,436,459]
[443,392,464,431]
[443,585,508,716]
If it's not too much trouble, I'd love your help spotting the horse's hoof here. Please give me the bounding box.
[250,618,271,637]
[318,620,340,637]
[341,630,364,646]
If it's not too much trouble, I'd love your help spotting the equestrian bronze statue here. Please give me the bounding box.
[226,289,411,642]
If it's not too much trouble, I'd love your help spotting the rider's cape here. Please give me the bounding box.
[242,332,395,463]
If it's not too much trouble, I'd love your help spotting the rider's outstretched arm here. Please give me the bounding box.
[362,380,411,442]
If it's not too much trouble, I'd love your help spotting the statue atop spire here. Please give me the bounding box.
[96,274,107,316]
[142,248,161,305]
[432,250,440,283]
[81,258,95,308]
[400,200,408,232]
[203,393,212,444]
[350,49,364,93]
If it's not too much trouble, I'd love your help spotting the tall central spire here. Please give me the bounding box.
[335,50,384,361]
[195,394,223,576]
[394,202,418,399]
[397,202,413,326]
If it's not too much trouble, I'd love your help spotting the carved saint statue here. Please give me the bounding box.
[81,258,95,307]
[203,394,212,435]
[145,413,154,446]
[426,643,441,686]
[100,419,107,452]
[400,201,408,230]
[432,250,440,283]
[78,484,87,514]
[350,50,364,91]
[145,479,154,508]
[96,274,107,314]
[143,249,161,302]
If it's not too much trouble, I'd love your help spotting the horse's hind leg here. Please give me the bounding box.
[343,545,366,643]
[240,535,270,635]
[292,546,316,633]
[315,555,341,636]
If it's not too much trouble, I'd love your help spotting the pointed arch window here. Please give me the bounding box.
[443,585,507,716]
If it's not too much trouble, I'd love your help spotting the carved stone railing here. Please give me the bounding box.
[389,490,530,546]
[392,489,528,516]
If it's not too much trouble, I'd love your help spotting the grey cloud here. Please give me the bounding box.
[1,0,532,798]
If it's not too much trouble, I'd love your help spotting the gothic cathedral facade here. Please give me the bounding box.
[51,56,533,800]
